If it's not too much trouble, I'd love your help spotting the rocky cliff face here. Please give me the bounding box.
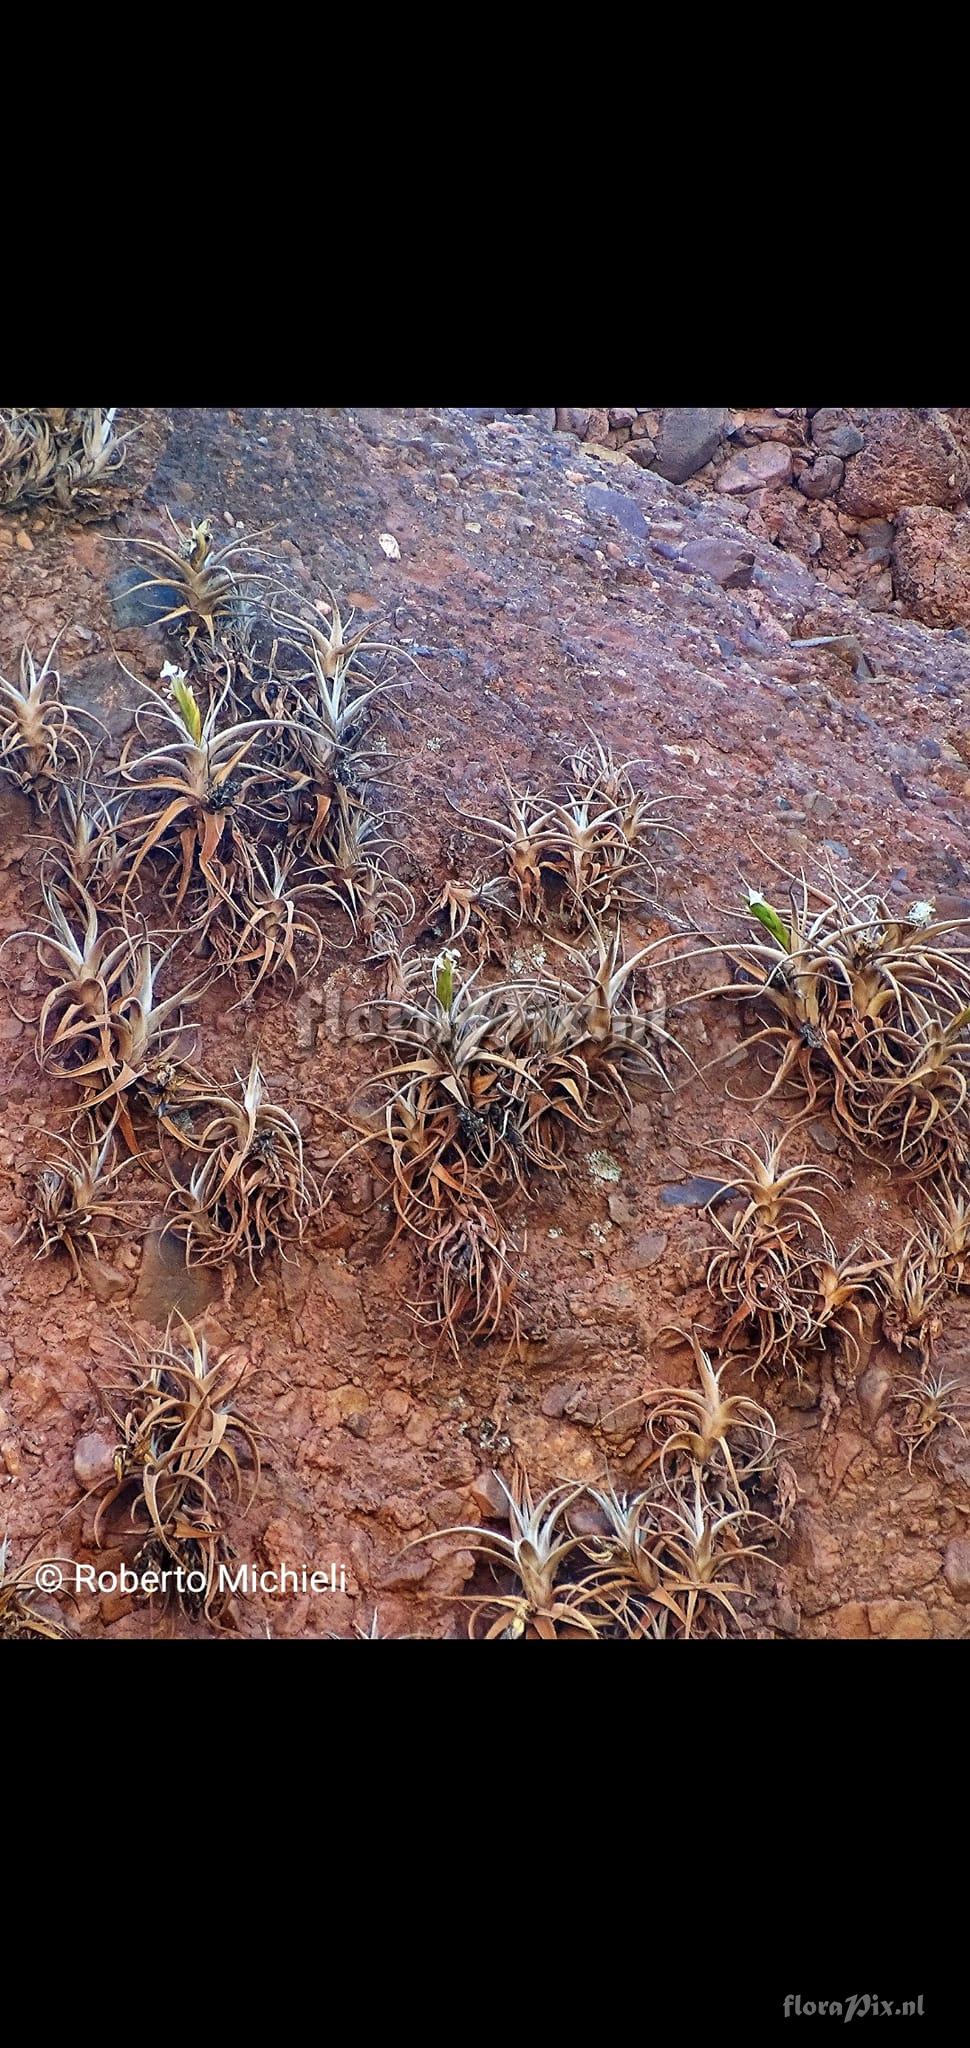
[0,404,968,1641]
[543,406,970,627]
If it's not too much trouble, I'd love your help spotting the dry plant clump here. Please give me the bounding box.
[402,1470,602,1639]
[118,515,269,649]
[402,1357,781,1641]
[0,871,210,1153]
[920,1178,970,1285]
[454,739,679,931]
[115,662,287,916]
[703,859,970,1184]
[0,636,101,811]
[874,1230,948,1366]
[206,840,331,1001]
[161,1053,321,1277]
[0,1537,74,1639]
[892,1365,968,1473]
[701,1127,878,1381]
[0,407,131,511]
[108,580,417,957]
[635,1328,777,1507]
[18,1118,136,1280]
[87,1319,263,1627]
[338,932,685,1348]
[425,875,512,963]
[37,780,129,907]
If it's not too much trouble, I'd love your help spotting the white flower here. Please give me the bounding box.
[907,900,935,926]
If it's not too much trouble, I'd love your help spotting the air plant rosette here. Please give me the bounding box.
[452,739,683,933]
[335,932,687,1350]
[161,1052,321,1278]
[17,1116,140,1283]
[0,1537,75,1640]
[891,1364,969,1474]
[0,635,103,812]
[702,1129,882,1386]
[86,1319,264,1629]
[115,514,270,651]
[0,407,131,512]
[701,859,970,1184]
[399,1435,780,1641]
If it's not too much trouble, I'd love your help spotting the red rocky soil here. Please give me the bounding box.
[2,403,970,1641]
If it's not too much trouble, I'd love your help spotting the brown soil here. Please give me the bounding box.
[1,404,969,1641]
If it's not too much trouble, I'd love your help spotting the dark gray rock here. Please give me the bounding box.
[797,454,845,500]
[109,565,182,629]
[810,410,865,458]
[585,484,649,541]
[653,407,728,484]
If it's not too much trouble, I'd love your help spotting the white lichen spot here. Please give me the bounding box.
[587,1149,622,1184]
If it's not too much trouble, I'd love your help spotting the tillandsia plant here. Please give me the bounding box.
[116,662,286,913]
[426,876,513,963]
[297,783,415,942]
[539,739,682,927]
[0,872,132,1080]
[634,1329,777,1509]
[803,1234,883,1372]
[66,928,210,1148]
[647,1468,776,1641]
[337,931,689,1347]
[0,1537,74,1639]
[88,1319,263,1628]
[398,1462,779,1642]
[411,1203,521,1352]
[452,741,681,931]
[873,1230,948,1366]
[161,1052,320,1277]
[921,1177,970,1285]
[207,841,332,1002]
[892,1364,968,1474]
[703,1129,854,1381]
[18,1117,138,1281]
[35,780,129,908]
[531,921,689,1120]
[401,1470,603,1639]
[337,952,544,1269]
[117,514,270,649]
[450,779,560,922]
[0,407,131,511]
[857,1009,970,1181]
[700,856,970,1178]
[0,636,101,811]
[2,881,207,1142]
[270,595,412,739]
[564,1485,686,1639]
